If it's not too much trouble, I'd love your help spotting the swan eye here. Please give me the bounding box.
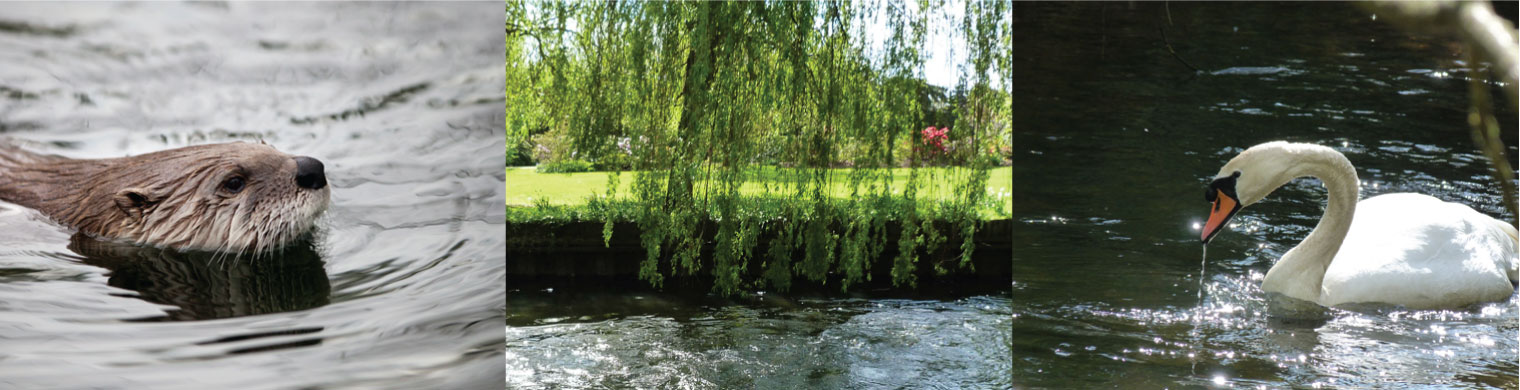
[1206,172,1241,202]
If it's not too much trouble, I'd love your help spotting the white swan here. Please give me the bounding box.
[1201,141,1518,309]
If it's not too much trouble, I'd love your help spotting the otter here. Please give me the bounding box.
[0,141,330,254]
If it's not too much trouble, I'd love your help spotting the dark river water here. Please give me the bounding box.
[1013,2,1518,389]
[507,283,1012,389]
[0,2,505,389]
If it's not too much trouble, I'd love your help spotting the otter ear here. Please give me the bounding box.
[113,188,163,221]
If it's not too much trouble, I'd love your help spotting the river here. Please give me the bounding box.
[0,2,505,389]
[1013,2,1517,388]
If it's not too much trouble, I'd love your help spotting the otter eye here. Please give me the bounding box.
[222,176,246,194]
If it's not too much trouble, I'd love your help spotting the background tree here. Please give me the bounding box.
[509,0,1010,294]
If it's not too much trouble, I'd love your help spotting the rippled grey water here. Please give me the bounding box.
[0,2,505,389]
[507,288,1012,389]
[1014,2,1517,389]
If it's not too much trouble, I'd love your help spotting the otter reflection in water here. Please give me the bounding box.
[70,233,331,321]
[0,142,330,254]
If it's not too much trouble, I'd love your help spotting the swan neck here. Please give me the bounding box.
[1300,155,1359,260]
[1267,148,1359,303]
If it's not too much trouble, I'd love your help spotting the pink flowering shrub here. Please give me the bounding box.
[909,126,951,166]
[921,126,948,154]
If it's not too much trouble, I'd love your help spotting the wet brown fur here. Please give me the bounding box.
[0,142,329,253]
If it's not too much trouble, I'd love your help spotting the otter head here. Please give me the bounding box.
[102,142,330,254]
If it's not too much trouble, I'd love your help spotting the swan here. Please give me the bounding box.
[1200,141,1518,309]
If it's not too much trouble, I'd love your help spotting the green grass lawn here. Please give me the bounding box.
[507,166,1012,216]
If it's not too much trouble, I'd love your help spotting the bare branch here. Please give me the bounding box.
[1362,0,1519,225]
[1359,1,1517,110]
[1159,26,1201,73]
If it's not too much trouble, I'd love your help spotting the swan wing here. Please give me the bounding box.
[1321,193,1516,309]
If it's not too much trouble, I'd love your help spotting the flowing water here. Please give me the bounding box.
[1014,2,1518,388]
[507,283,1012,389]
[0,3,505,388]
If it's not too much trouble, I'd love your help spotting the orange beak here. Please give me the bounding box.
[1201,189,1241,243]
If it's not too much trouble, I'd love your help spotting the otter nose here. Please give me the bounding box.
[294,156,327,190]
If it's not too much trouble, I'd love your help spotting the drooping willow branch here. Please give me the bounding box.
[516,0,1006,295]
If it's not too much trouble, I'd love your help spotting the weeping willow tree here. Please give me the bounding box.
[510,0,1010,295]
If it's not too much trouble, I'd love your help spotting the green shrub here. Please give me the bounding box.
[508,136,537,166]
[591,152,631,171]
[536,159,595,173]
[529,129,568,163]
